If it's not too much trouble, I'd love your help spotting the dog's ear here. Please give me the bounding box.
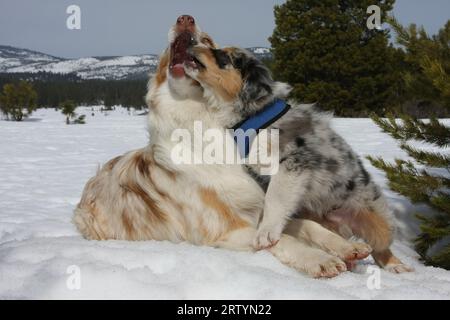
[230,48,291,108]
[230,49,273,105]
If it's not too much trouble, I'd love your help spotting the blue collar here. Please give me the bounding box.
[232,99,291,158]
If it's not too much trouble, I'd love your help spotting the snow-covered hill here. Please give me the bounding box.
[0,45,272,81]
[0,45,62,69]
[0,45,159,80]
[247,47,272,60]
[0,107,449,299]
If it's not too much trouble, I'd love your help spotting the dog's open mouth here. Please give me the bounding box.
[169,32,204,77]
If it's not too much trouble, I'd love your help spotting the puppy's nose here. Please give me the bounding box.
[176,15,195,28]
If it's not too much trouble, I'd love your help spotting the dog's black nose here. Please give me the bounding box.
[176,15,195,27]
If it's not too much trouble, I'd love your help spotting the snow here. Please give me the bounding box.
[5,55,158,80]
[94,55,158,68]
[0,107,449,299]
[251,47,270,54]
[8,55,158,76]
[0,45,158,80]
[0,46,63,73]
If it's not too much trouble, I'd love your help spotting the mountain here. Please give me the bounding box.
[0,45,158,80]
[247,47,273,60]
[0,45,272,81]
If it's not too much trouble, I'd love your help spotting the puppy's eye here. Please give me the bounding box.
[211,49,232,69]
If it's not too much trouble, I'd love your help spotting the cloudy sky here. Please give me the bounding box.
[0,0,449,58]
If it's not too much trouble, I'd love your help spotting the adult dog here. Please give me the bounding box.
[74,15,373,278]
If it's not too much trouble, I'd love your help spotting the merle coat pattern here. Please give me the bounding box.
[184,45,412,273]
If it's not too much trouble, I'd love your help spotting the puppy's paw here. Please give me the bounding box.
[254,226,282,250]
[373,250,414,274]
[342,242,372,262]
[305,254,347,279]
[385,263,414,273]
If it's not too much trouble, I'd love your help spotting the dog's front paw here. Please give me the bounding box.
[254,226,282,250]
[283,246,347,278]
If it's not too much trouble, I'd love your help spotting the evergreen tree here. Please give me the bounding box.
[368,19,450,269]
[0,81,37,121]
[270,0,402,116]
[61,100,76,124]
[388,17,450,110]
[61,100,85,124]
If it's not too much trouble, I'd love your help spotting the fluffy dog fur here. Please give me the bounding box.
[74,17,382,278]
[184,45,412,273]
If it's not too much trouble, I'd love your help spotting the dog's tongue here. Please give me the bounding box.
[170,32,195,78]
[170,63,185,78]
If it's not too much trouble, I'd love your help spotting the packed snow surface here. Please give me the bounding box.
[0,107,449,299]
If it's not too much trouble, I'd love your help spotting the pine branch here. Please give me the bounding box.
[371,113,450,147]
[367,156,447,207]
[373,16,450,270]
[371,113,403,140]
[369,154,450,268]
[414,214,450,260]
[386,15,411,48]
[444,177,450,188]
[429,245,450,269]
[430,192,450,214]
[400,143,450,169]
[420,56,450,107]
[414,117,450,147]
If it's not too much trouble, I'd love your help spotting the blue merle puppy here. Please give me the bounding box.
[185,45,413,273]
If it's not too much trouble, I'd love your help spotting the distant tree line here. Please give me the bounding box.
[0,72,148,110]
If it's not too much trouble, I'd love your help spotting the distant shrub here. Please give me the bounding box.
[60,100,86,125]
[0,81,37,121]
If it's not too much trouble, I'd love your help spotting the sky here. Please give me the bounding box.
[0,0,449,58]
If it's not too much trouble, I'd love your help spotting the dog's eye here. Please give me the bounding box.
[211,49,232,69]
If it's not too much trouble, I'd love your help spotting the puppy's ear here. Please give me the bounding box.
[231,49,275,106]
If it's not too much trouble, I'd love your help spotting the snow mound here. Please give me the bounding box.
[0,108,449,299]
